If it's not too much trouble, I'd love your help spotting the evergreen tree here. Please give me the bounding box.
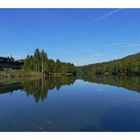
[41,50,48,73]
[34,48,41,72]
[55,59,62,73]
[23,48,77,76]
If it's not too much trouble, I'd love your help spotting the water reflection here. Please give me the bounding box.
[0,76,140,103]
[0,82,23,94]
[81,76,140,93]
[1,76,140,131]
[0,77,76,102]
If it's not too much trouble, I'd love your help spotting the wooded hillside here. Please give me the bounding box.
[77,52,140,76]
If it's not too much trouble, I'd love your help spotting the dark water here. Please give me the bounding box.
[0,76,140,131]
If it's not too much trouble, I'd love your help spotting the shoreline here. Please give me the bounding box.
[0,69,76,78]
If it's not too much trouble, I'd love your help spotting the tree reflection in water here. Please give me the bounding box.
[0,77,76,103]
[0,76,140,103]
[81,75,140,93]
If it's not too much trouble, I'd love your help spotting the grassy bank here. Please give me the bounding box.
[0,69,42,78]
[0,69,76,78]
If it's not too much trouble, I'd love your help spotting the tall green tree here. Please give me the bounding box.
[41,50,48,73]
[55,59,62,73]
[23,48,77,76]
[34,49,41,72]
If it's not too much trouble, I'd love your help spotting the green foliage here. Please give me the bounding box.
[78,52,140,76]
[23,48,77,76]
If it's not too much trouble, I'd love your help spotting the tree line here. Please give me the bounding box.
[23,48,77,76]
[1,48,140,77]
[78,52,140,76]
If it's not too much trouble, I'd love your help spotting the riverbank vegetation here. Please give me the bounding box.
[0,48,77,77]
[23,49,77,76]
[0,69,41,78]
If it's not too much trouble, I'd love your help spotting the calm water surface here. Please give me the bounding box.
[0,76,140,131]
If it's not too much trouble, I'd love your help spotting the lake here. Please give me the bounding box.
[0,76,140,131]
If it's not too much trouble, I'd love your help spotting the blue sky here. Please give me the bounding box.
[0,8,140,66]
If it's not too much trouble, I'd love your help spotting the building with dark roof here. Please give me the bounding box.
[0,56,23,70]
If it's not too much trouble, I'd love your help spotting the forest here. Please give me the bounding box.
[1,49,140,77]
[77,52,140,76]
[23,48,77,76]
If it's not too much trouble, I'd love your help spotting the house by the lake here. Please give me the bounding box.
[0,57,23,70]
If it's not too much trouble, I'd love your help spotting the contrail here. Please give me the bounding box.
[89,8,122,24]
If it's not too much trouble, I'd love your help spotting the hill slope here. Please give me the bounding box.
[77,52,140,76]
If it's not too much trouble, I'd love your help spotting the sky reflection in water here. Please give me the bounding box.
[0,76,140,131]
